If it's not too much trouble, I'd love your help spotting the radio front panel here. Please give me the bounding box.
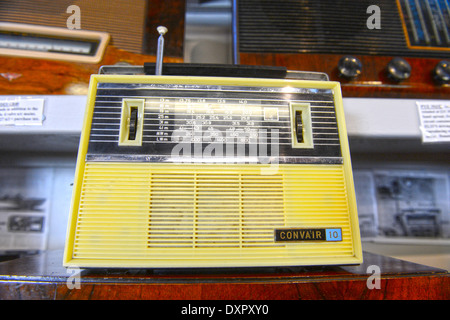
[63,75,362,268]
[87,81,342,163]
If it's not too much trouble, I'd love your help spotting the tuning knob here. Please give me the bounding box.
[386,58,411,82]
[337,56,362,79]
[433,60,450,85]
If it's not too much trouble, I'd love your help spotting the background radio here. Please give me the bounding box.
[234,0,450,99]
[0,0,185,95]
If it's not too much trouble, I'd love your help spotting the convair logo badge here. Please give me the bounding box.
[274,228,342,242]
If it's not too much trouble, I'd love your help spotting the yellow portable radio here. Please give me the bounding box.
[63,29,362,268]
[62,65,362,268]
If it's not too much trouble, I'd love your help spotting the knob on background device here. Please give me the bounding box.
[433,60,450,85]
[386,58,411,82]
[337,56,363,80]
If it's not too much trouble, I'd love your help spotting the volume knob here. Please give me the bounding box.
[433,60,450,85]
[337,56,362,79]
[386,58,411,82]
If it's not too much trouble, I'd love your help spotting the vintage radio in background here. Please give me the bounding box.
[234,0,450,99]
[63,65,363,268]
[0,0,185,95]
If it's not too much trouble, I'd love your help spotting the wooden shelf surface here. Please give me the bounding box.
[0,250,448,300]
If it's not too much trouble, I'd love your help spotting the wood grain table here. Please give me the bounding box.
[0,250,448,300]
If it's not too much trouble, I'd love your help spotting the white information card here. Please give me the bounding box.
[0,98,44,126]
[417,101,450,143]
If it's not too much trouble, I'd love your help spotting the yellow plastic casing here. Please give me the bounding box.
[63,74,363,268]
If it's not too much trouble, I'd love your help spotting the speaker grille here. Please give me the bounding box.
[148,172,285,249]
[72,162,356,266]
